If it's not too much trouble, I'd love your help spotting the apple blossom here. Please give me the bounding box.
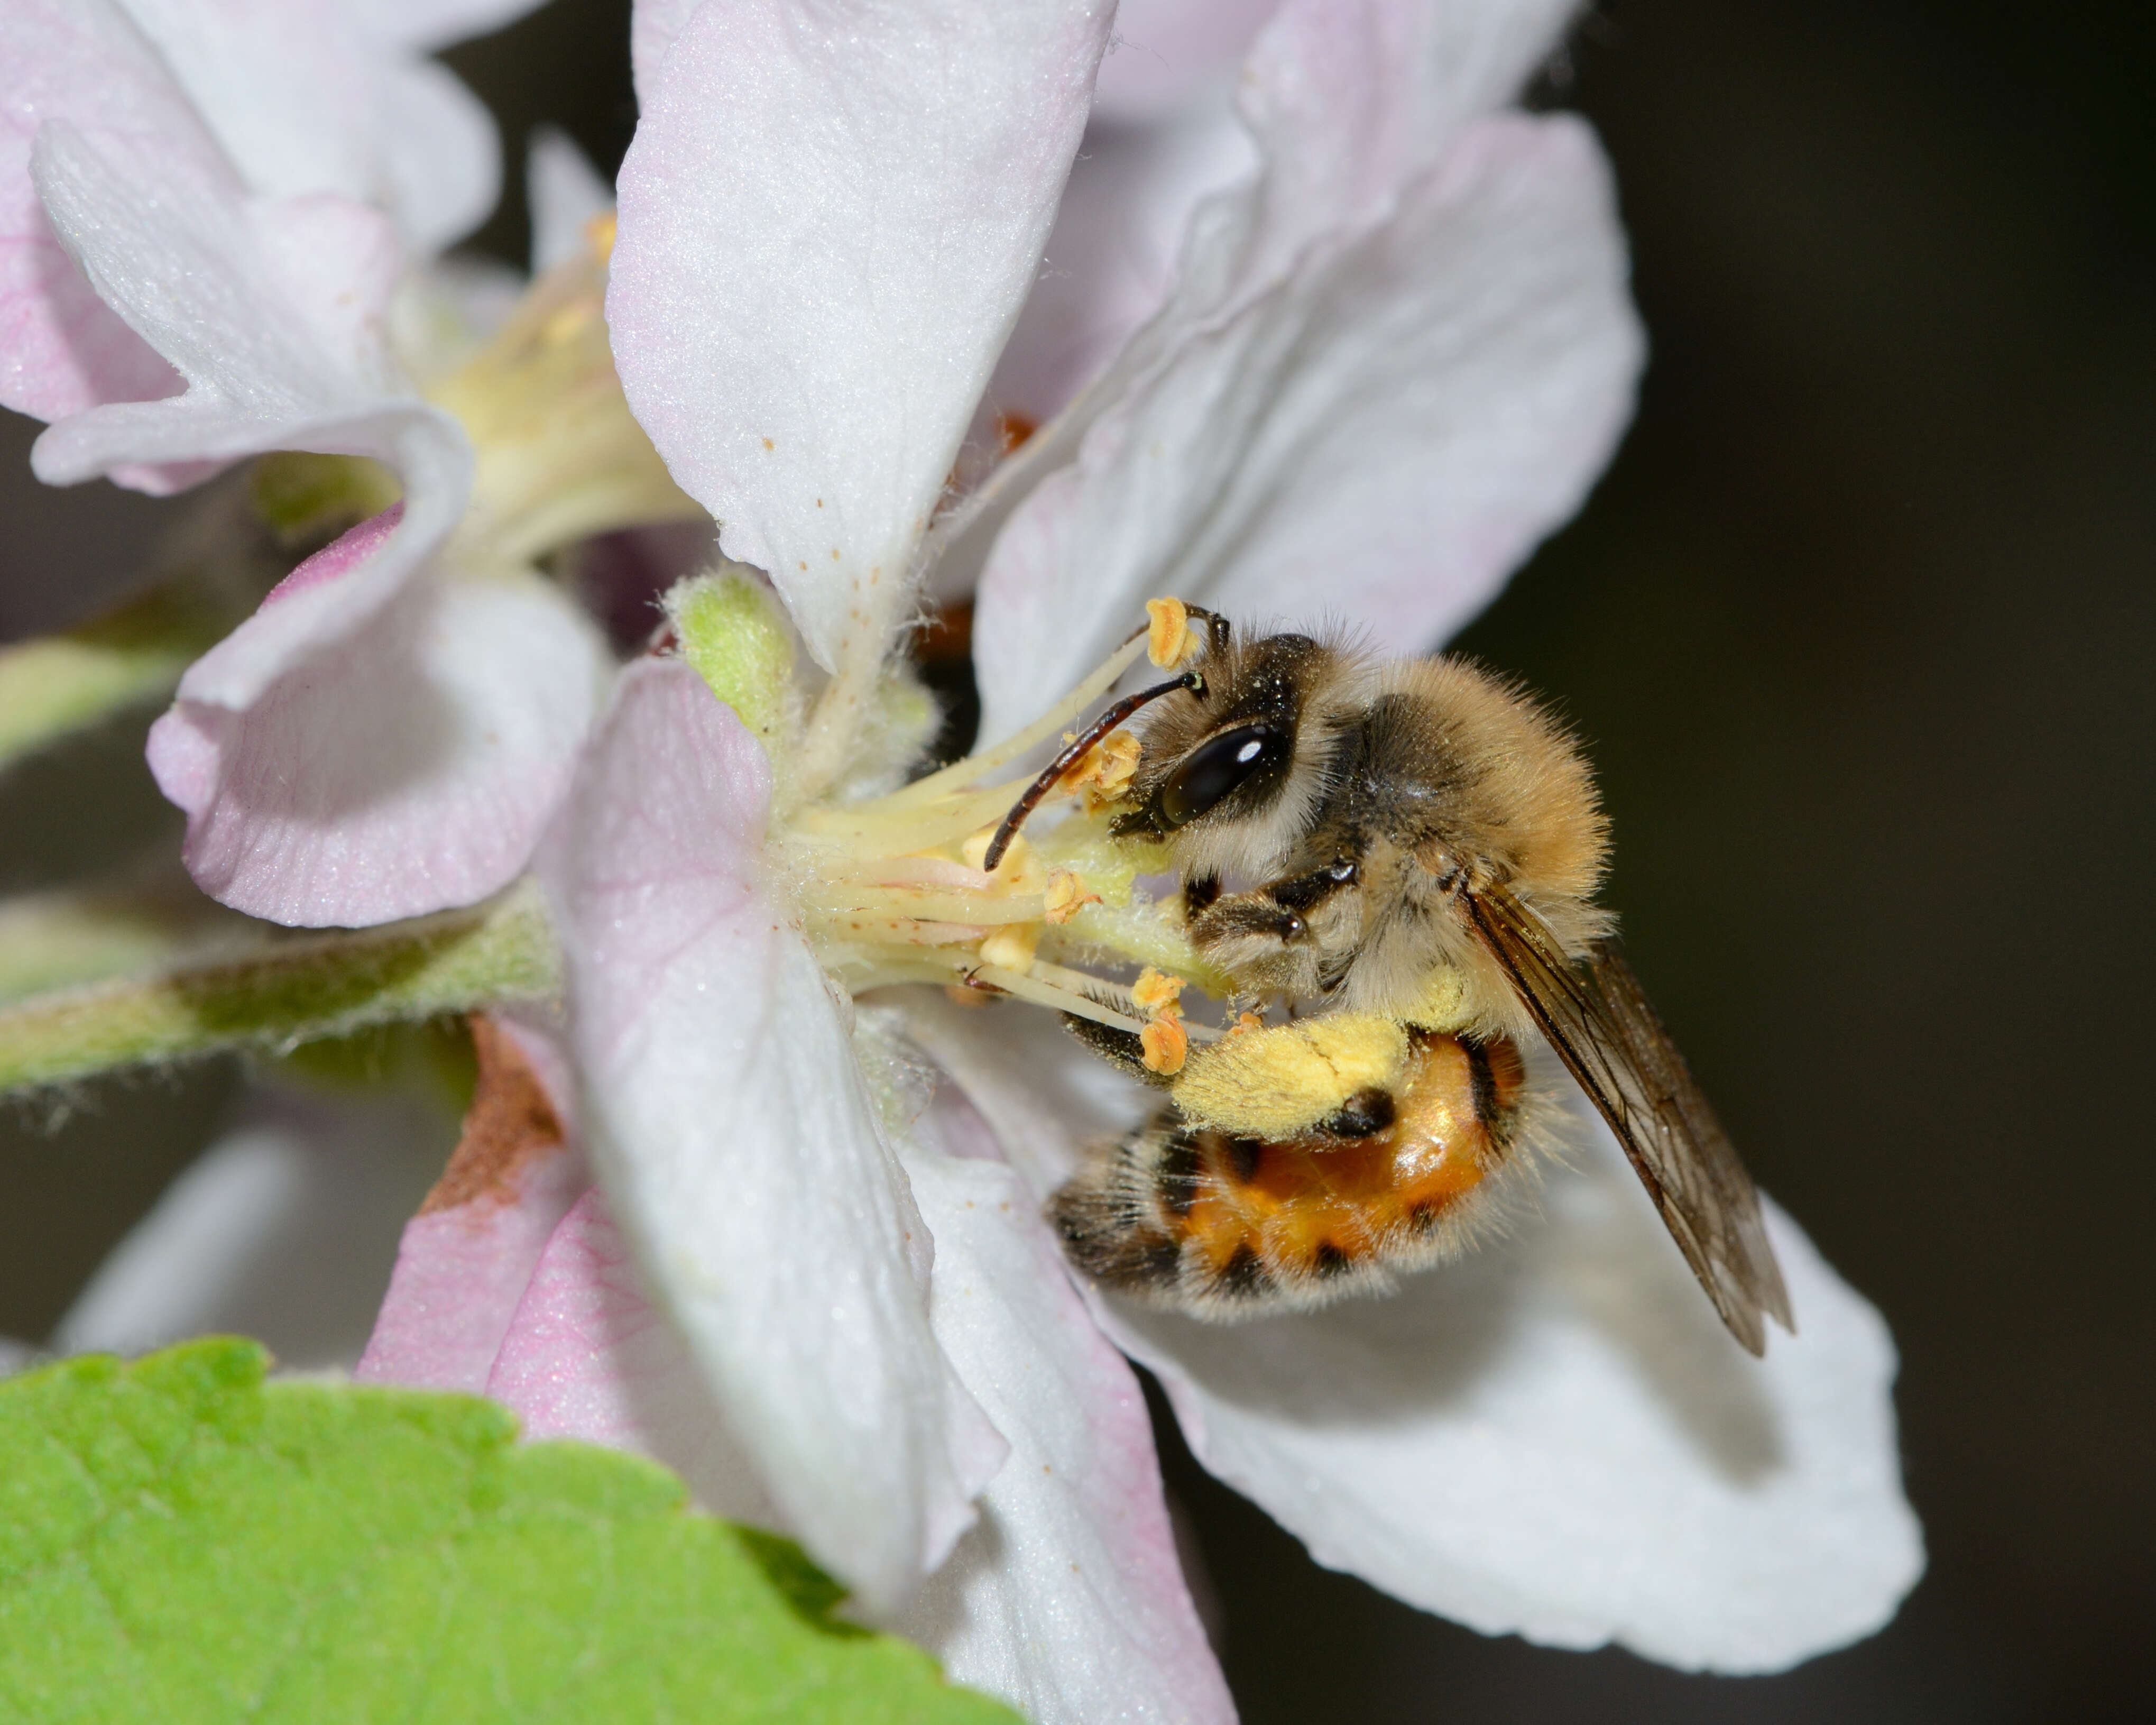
[350,0,1920,1717]
[0,0,702,929]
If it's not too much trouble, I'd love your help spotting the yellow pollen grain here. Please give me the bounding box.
[1043,869,1101,926]
[584,212,618,261]
[962,827,1034,878]
[979,923,1041,974]
[1140,1015,1188,1075]
[1131,966,1185,1019]
[1063,730,1141,808]
[1147,596,1197,668]
[1229,1011,1265,1035]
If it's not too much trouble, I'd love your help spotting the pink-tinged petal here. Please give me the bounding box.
[28,119,425,481]
[53,1084,455,1371]
[606,0,1116,671]
[543,658,1007,1614]
[149,553,607,925]
[1100,1115,1924,1674]
[356,1017,589,1394]
[527,125,611,277]
[0,0,204,426]
[1091,0,1276,124]
[485,1189,781,1528]
[973,103,1256,445]
[973,113,1641,744]
[119,0,504,254]
[628,0,704,107]
[888,1086,1233,1725]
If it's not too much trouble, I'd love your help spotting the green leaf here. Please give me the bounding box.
[0,1340,1020,1725]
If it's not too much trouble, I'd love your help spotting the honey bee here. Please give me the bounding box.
[987,608,1794,1353]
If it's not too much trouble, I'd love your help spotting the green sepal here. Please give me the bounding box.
[667,569,797,745]
[0,1339,1019,1724]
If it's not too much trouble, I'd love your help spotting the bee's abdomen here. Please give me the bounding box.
[1050,1031,1527,1319]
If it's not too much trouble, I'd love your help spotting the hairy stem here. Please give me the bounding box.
[0,884,559,1096]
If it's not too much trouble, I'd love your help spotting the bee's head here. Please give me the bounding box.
[1117,631,1365,880]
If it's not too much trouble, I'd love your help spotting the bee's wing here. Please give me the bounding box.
[1462,885,1793,1355]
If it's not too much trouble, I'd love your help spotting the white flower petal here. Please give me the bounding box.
[888,1085,1233,1725]
[544,659,1007,1614]
[1237,0,1581,256]
[117,0,503,254]
[485,1188,782,1528]
[26,113,459,499]
[974,113,1640,744]
[0,0,196,428]
[972,102,1256,447]
[53,1086,453,1371]
[628,0,703,108]
[915,994,1921,1670]
[1100,1115,1925,1674]
[149,555,609,925]
[526,125,612,277]
[606,0,1116,671]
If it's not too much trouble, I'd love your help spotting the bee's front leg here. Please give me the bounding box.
[1184,859,1362,998]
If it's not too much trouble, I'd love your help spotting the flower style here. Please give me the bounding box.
[0,0,699,928]
[356,0,1922,1715]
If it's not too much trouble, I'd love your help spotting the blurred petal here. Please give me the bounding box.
[485,1189,780,1528]
[1091,0,1275,124]
[53,1085,453,1371]
[607,0,1115,670]
[527,125,611,277]
[357,1016,588,1394]
[544,659,1005,1614]
[1101,1117,1925,1674]
[353,0,549,54]
[149,542,609,925]
[0,0,192,425]
[889,1086,1233,1725]
[371,49,501,255]
[974,113,1640,742]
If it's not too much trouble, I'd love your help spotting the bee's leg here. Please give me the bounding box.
[1185,860,1362,993]
[1059,1014,1176,1087]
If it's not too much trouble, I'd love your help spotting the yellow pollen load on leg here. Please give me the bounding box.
[1170,1015,1410,1139]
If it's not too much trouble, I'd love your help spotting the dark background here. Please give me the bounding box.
[3,2,2150,1719]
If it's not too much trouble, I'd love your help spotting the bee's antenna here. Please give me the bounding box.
[980,669,1205,874]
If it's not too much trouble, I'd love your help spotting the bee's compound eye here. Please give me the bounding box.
[1157,723,1290,828]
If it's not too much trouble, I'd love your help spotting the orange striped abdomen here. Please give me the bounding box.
[1052,1030,1528,1318]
